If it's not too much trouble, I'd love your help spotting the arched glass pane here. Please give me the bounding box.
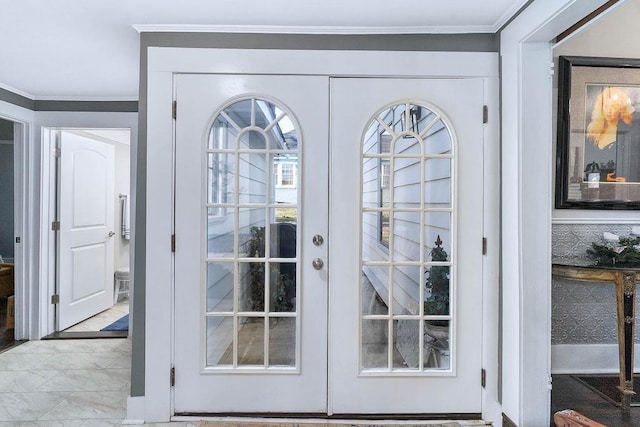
[360,102,454,372]
[205,98,299,369]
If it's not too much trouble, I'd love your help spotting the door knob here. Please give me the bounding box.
[312,258,324,270]
[108,231,116,237]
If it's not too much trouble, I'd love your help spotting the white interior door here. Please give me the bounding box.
[173,74,329,413]
[329,78,484,414]
[58,131,115,330]
[173,74,484,415]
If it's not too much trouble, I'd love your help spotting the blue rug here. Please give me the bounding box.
[101,314,129,331]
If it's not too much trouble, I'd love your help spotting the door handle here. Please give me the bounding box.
[312,258,324,270]
[107,231,116,237]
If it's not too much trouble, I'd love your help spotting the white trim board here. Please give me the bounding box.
[135,24,499,35]
[148,48,499,78]
[552,344,640,374]
[552,210,640,224]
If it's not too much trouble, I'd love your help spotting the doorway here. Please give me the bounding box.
[45,128,131,336]
[172,74,485,415]
[0,118,16,350]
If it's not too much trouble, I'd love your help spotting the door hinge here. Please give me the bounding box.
[481,368,486,388]
[482,237,487,255]
[51,294,60,304]
[172,101,177,120]
[170,366,175,387]
[51,221,60,231]
[53,147,61,158]
[171,234,176,253]
[482,105,488,124]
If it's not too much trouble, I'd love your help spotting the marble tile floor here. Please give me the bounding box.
[64,300,129,333]
[0,338,484,426]
[0,338,137,426]
[0,338,213,426]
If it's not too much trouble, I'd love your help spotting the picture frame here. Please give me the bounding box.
[556,56,640,209]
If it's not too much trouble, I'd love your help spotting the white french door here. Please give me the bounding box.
[329,78,484,414]
[173,74,484,415]
[173,74,329,413]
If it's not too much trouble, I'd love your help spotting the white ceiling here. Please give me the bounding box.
[0,0,529,101]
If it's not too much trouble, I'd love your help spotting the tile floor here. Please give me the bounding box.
[0,337,202,426]
[0,337,483,426]
[0,338,132,425]
[0,331,471,426]
[65,300,129,333]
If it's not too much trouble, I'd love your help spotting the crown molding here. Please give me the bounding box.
[0,84,138,103]
[34,95,138,102]
[494,0,533,32]
[133,24,497,35]
[0,83,34,100]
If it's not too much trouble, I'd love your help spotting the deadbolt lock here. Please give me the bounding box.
[312,235,324,246]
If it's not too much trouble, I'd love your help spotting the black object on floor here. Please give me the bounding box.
[572,374,640,407]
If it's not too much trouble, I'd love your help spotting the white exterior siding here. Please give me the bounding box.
[361,104,452,316]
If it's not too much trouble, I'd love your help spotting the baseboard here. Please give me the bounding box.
[123,395,145,424]
[552,344,640,374]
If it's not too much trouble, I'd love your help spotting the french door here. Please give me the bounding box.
[173,74,484,415]
[174,75,329,413]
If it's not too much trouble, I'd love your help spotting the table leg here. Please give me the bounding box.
[616,272,637,412]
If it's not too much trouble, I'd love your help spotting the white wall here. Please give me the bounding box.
[555,0,640,59]
[553,0,640,223]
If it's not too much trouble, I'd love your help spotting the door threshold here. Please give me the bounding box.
[173,415,490,426]
[41,330,127,340]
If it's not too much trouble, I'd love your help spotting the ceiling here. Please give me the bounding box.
[0,0,529,101]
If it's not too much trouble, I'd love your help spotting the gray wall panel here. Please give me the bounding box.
[0,88,35,110]
[34,100,138,112]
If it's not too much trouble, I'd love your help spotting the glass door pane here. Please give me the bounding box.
[206,98,299,369]
[360,103,454,372]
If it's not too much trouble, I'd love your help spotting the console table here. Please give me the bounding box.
[552,262,640,411]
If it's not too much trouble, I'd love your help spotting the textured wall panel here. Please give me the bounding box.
[552,224,639,344]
